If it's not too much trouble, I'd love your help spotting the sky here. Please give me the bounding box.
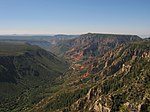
[0,0,150,36]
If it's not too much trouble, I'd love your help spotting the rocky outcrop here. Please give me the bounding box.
[122,64,131,72]
[69,41,150,112]
[93,101,111,112]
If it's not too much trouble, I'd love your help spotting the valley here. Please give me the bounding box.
[0,33,149,112]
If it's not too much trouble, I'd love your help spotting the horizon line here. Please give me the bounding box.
[0,32,149,38]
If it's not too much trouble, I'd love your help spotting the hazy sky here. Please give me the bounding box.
[0,0,150,35]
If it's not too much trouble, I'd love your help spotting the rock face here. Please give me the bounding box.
[51,33,141,59]
[66,33,141,61]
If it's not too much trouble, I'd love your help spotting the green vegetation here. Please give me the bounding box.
[0,42,39,56]
[0,42,68,111]
[45,88,89,111]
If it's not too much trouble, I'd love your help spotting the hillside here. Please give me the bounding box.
[69,41,150,112]
[29,41,150,112]
[51,33,141,59]
[0,43,68,112]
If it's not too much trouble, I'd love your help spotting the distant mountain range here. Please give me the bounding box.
[0,35,79,51]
